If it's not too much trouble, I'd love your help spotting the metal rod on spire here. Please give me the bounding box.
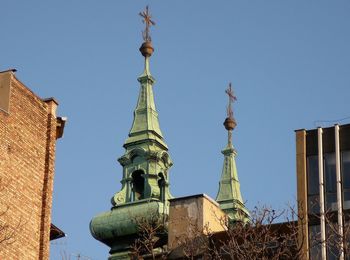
[223,83,237,146]
[225,82,237,119]
[139,5,156,43]
[139,6,155,74]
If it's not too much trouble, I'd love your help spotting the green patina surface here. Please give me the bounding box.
[216,135,250,223]
[90,52,172,259]
[124,57,167,150]
[90,199,166,256]
[113,56,173,206]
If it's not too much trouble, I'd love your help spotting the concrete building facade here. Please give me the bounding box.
[296,124,350,260]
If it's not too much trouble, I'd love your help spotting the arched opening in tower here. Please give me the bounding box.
[158,172,165,202]
[132,170,145,201]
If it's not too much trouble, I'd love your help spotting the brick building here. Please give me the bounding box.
[0,69,65,259]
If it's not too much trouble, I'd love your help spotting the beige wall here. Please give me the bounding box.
[168,194,227,250]
[296,129,309,260]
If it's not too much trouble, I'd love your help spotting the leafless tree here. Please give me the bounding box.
[129,204,350,259]
[156,204,306,260]
[60,250,71,260]
[0,206,16,246]
[0,178,23,250]
[180,221,211,260]
[208,206,305,260]
[131,213,168,260]
[309,210,350,259]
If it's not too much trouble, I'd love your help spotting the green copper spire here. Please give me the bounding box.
[109,6,172,207]
[216,83,250,223]
[90,7,173,259]
[124,49,167,149]
[124,5,166,149]
[112,41,173,206]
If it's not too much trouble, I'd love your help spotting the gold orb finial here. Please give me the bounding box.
[139,41,154,57]
[224,117,237,131]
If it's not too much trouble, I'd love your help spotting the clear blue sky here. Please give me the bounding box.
[1,1,350,259]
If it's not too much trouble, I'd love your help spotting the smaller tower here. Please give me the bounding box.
[216,83,250,223]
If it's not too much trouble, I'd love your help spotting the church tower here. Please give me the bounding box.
[90,7,172,259]
[216,83,250,223]
[112,6,172,207]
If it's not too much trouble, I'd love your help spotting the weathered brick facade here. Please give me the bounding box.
[0,70,64,259]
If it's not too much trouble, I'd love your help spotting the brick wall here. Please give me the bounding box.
[0,70,59,259]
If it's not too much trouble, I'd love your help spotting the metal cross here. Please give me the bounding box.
[225,82,237,119]
[139,6,156,42]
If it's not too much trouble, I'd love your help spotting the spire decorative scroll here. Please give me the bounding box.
[139,6,156,42]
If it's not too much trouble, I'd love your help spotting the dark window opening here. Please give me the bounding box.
[326,223,340,260]
[132,170,144,201]
[158,173,165,202]
[308,156,319,195]
[307,154,339,213]
[309,224,321,260]
[343,151,350,209]
[325,153,337,211]
[307,156,320,214]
